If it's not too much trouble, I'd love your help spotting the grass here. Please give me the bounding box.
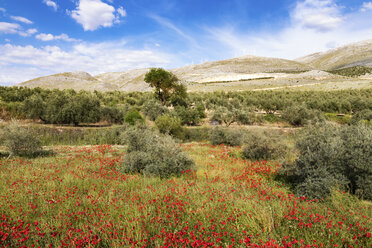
[0,143,370,247]
[325,113,352,124]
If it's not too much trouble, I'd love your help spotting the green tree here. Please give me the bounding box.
[23,94,47,122]
[144,68,186,106]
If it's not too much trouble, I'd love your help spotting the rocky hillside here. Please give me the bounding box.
[19,71,120,91]
[18,40,372,91]
[296,39,372,70]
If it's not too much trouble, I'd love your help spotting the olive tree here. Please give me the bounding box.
[144,68,187,106]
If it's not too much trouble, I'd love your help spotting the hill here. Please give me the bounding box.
[296,39,372,70]
[17,40,372,92]
[18,55,312,91]
[19,71,120,92]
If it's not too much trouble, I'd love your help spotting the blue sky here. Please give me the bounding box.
[0,0,371,85]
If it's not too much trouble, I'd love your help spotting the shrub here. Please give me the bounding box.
[124,110,144,125]
[235,109,252,125]
[100,106,126,124]
[242,131,287,161]
[351,109,372,125]
[120,127,194,178]
[184,127,210,142]
[263,113,281,123]
[279,123,372,200]
[209,127,245,146]
[174,106,204,126]
[155,114,184,139]
[210,107,237,127]
[142,99,169,121]
[0,121,43,157]
[282,105,325,126]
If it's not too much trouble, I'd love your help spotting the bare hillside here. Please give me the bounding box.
[19,71,120,91]
[296,39,372,70]
[95,69,151,91]
[17,40,372,92]
[172,55,311,82]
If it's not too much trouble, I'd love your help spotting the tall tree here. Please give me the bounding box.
[144,68,186,106]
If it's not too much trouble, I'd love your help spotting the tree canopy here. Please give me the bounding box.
[144,68,187,106]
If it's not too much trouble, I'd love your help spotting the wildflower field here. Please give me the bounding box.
[0,144,370,247]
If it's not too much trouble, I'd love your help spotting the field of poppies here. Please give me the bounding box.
[0,143,370,247]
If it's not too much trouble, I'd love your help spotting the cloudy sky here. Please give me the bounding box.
[0,0,371,85]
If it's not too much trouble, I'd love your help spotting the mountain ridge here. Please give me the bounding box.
[18,39,372,92]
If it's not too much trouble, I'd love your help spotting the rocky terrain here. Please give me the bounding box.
[296,39,372,70]
[18,40,372,92]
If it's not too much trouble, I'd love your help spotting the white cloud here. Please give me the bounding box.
[10,16,33,24]
[70,0,125,31]
[0,22,20,34]
[292,0,343,32]
[36,33,78,42]
[18,28,38,37]
[149,14,199,48]
[203,0,372,60]
[43,0,58,11]
[117,6,126,17]
[0,8,5,13]
[0,41,171,85]
[361,2,372,11]
[27,28,38,35]
[0,22,36,37]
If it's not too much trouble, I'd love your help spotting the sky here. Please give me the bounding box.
[0,0,371,86]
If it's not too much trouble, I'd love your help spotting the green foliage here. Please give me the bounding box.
[123,110,144,126]
[183,127,210,142]
[282,105,325,126]
[210,107,237,127]
[144,68,187,106]
[67,93,101,126]
[328,66,372,77]
[121,127,194,178]
[325,113,351,124]
[280,124,372,200]
[235,109,253,125]
[174,106,204,126]
[23,94,46,121]
[155,114,184,139]
[263,113,282,123]
[142,99,169,121]
[0,121,43,157]
[43,91,101,126]
[209,127,245,146]
[242,131,287,161]
[351,109,372,125]
[100,105,127,124]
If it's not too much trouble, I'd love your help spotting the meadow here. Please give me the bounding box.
[0,143,370,247]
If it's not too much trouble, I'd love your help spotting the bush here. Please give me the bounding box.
[242,131,287,161]
[279,123,372,200]
[174,106,203,126]
[124,110,144,125]
[184,127,210,142]
[100,106,126,124]
[0,121,43,157]
[351,109,372,125]
[120,127,194,178]
[209,127,245,146]
[155,114,184,139]
[142,99,169,121]
[282,105,325,126]
[210,107,237,127]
